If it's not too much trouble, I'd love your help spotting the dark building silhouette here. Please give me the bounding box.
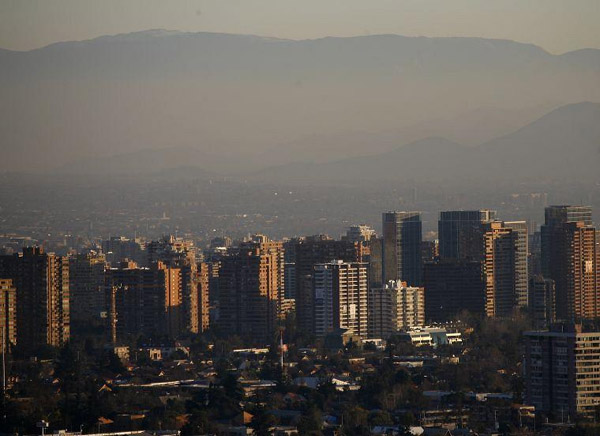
[69,252,107,325]
[106,260,183,342]
[382,212,423,286]
[528,275,555,329]
[424,260,485,322]
[438,210,496,260]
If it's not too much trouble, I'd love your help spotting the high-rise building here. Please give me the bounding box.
[524,324,600,420]
[528,276,555,329]
[0,247,70,354]
[294,236,365,334]
[424,260,486,322]
[541,206,598,321]
[382,212,423,286]
[482,221,528,317]
[197,262,210,332]
[368,280,424,339]
[106,261,183,341]
[147,236,201,333]
[369,237,384,289]
[217,236,284,342]
[313,260,368,338]
[438,210,497,261]
[0,279,17,350]
[69,252,107,324]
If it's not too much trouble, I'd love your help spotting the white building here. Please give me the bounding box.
[313,260,368,338]
[368,280,424,339]
[398,326,463,347]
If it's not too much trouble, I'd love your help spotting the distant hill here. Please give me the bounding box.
[253,102,600,185]
[1,30,599,173]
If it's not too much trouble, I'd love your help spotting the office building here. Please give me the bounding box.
[524,324,600,419]
[0,247,70,354]
[217,236,284,342]
[382,212,423,286]
[541,206,598,320]
[438,210,497,260]
[294,235,365,334]
[368,280,424,339]
[313,260,368,338]
[424,260,486,322]
[528,276,555,329]
[0,279,17,350]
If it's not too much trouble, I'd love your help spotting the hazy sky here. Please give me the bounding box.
[0,0,598,54]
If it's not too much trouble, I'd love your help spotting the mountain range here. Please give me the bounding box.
[1,30,599,182]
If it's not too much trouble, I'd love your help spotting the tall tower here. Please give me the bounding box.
[313,261,368,338]
[382,212,423,286]
[0,247,70,355]
[482,221,528,317]
[0,279,17,350]
[218,236,284,342]
[147,236,201,333]
[106,260,183,341]
[541,206,598,321]
[294,236,365,335]
[438,210,497,261]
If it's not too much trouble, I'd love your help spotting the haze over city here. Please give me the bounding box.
[1,2,600,436]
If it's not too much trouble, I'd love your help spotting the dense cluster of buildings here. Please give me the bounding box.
[0,205,598,355]
[0,204,599,431]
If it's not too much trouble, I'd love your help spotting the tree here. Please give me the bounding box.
[249,407,279,436]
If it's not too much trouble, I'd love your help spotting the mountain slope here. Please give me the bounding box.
[253,102,600,185]
[1,31,599,172]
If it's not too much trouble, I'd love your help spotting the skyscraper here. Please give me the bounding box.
[197,262,210,333]
[438,210,497,261]
[482,221,528,317]
[382,212,423,286]
[424,260,486,322]
[368,280,424,339]
[541,206,598,321]
[0,247,70,354]
[147,236,201,333]
[313,260,368,338]
[217,235,284,342]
